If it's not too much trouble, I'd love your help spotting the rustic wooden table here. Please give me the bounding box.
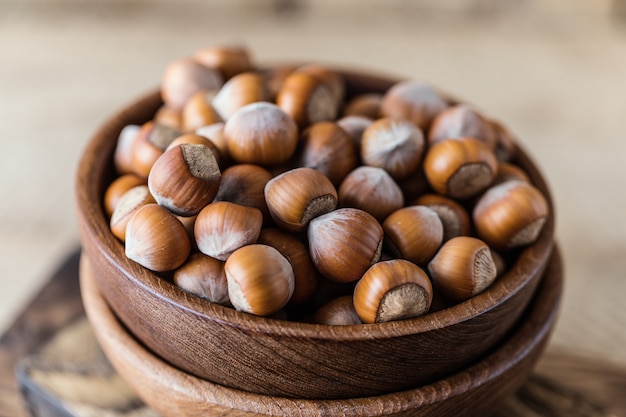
[1,250,625,417]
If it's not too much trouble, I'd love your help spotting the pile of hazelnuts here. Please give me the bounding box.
[105,45,550,325]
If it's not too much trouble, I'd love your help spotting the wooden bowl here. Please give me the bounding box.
[75,69,556,399]
[80,247,563,417]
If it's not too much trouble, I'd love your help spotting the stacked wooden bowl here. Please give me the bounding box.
[75,68,560,416]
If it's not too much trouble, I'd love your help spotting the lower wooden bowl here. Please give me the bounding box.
[79,247,563,417]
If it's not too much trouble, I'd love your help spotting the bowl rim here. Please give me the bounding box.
[80,246,563,415]
[75,67,555,341]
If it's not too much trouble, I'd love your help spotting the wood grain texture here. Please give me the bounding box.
[79,248,562,417]
[75,69,555,399]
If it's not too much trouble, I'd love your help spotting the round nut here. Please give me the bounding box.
[148,143,222,217]
[224,102,298,166]
[109,185,156,242]
[297,121,357,186]
[125,204,191,272]
[195,122,229,164]
[215,164,273,220]
[293,65,345,106]
[308,208,383,283]
[338,166,404,222]
[104,174,145,218]
[113,124,141,175]
[428,104,497,148]
[414,193,471,241]
[493,161,530,185]
[131,121,182,178]
[361,118,426,180]
[313,295,361,325]
[276,72,337,129]
[173,252,229,306]
[353,259,433,323]
[212,72,268,121]
[336,115,373,151]
[225,244,295,316]
[181,90,221,132]
[427,236,497,302]
[166,133,221,165]
[161,57,224,111]
[380,80,449,130]
[423,137,498,199]
[383,205,444,266]
[193,45,255,80]
[264,167,338,232]
[473,180,549,250]
[343,93,382,119]
[154,105,182,131]
[194,201,263,261]
[258,227,319,306]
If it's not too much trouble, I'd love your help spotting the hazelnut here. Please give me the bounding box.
[173,252,229,306]
[181,90,221,132]
[161,57,224,111]
[195,122,229,164]
[308,208,383,283]
[113,124,140,175]
[336,115,373,152]
[224,102,298,166]
[489,119,517,161]
[414,193,471,241]
[361,118,425,180]
[276,72,337,128]
[194,201,263,261]
[338,166,404,222]
[193,45,255,80]
[165,133,221,166]
[131,121,182,178]
[428,105,497,149]
[423,137,498,199]
[353,259,433,323]
[211,72,268,121]
[493,161,530,185]
[473,180,549,250]
[259,64,298,100]
[380,80,449,131]
[427,236,497,302]
[293,65,345,106]
[154,105,182,131]
[343,93,382,119]
[382,205,444,266]
[148,143,222,217]
[297,121,358,186]
[125,204,191,272]
[313,296,361,325]
[225,244,295,316]
[109,185,155,242]
[214,164,272,221]
[264,167,338,232]
[258,228,319,306]
[103,173,145,217]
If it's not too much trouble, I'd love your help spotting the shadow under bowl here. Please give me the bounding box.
[75,68,556,399]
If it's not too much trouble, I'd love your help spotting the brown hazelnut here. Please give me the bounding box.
[414,193,471,241]
[428,105,497,149]
[214,164,273,221]
[361,118,425,180]
[211,72,268,121]
[113,124,140,175]
[473,180,549,250]
[308,208,383,283]
[313,296,361,325]
[336,115,373,152]
[353,259,433,323]
[193,45,255,80]
[194,201,263,261]
[125,204,191,272]
[181,90,221,132]
[148,143,222,217]
[276,72,337,129]
[225,244,295,316]
[264,167,338,232]
[195,122,229,165]
[382,205,444,266]
[343,93,382,119]
[173,252,229,306]
[423,137,498,199]
[103,174,145,218]
[109,185,156,242]
[131,121,182,178]
[427,236,497,302]
[224,102,298,166]
[297,121,358,186]
[338,166,404,222]
[380,81,449,131]
[165,133,221,166]
[161,57,224,111]
[154,105,182,131]
[293,65,345,106]
[493,161,530,185]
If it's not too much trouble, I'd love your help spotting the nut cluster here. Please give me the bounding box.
[105,45,550,324]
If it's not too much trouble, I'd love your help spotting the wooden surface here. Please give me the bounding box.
[0,248,620,417]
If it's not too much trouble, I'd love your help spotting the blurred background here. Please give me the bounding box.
[1,0,626,367]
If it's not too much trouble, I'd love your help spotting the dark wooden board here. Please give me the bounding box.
[1,250,624,417]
